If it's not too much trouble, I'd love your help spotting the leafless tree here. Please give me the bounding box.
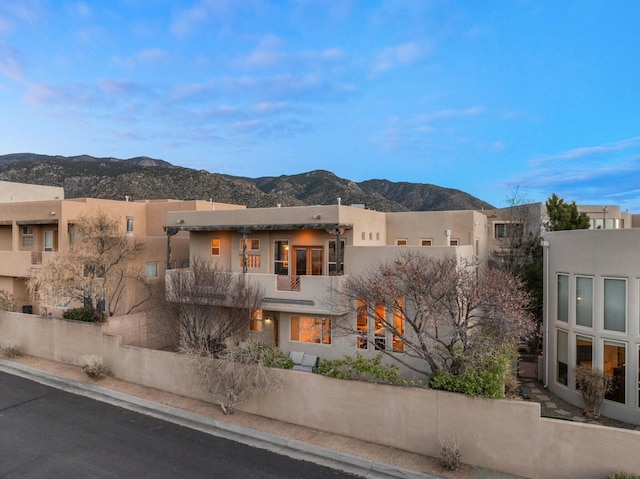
[0,290,17,312]
[339,251,536,377]
[163,256,265,353]
[186,341,281,414]
[27,210,151,318]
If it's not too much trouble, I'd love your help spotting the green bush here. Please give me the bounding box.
[63,307,103,323]
[430,348,513,398]
[316,354,407,385]
[609,473,640,479]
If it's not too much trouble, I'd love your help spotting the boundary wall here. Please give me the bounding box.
[1,311,638,479]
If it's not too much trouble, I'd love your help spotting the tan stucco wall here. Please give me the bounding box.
[0,181,64,202]
[2,311,638,479]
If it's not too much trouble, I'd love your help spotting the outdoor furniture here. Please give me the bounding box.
[289,351,318,372]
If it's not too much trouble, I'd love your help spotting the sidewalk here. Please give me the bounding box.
[0,355,528,479]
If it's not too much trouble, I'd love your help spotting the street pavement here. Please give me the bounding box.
[0,370,366,479]
[0,361,442,479]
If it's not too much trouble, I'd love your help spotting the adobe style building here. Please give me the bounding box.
[165,204,489,373]
[543,228,640,424]
[0,185,243,316]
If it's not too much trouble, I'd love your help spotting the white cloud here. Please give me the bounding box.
[374,42,427,72]
[0,43,24,81]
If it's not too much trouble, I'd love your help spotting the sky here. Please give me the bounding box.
[1,1,640,211]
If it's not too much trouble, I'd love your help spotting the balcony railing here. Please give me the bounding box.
[31,251,43,264]
[277,275,300,291]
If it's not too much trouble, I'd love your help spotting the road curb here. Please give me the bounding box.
[0,359,441,479]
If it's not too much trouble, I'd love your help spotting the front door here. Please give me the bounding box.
[294,247,323,275]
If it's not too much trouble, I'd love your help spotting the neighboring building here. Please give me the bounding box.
[0,180,64,202]
[577,205,633,230]
[165,204,487,373]
[0,189,242,316]
[542,228,640,424]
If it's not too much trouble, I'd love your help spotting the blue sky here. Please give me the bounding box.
[1,1,640,210]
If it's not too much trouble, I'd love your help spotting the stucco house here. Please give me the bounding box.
[164,203,489,372]
[543,228,640,424]
[0,185,241,316]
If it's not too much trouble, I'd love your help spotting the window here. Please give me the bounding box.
[356,300,368,349]
[361,232,365,240]
[494,222,524,239]
[274,240,289,275]
[557,329,568,386]
[449,239,459,246]
[180,259,190,268]
[575,335,593,389]
[290,316,331,344]
[239,254,261,269]
[557,274,569,322]
[146,262,158,278]
[396,239,407,247]
[164,260,176,270]
[603,340,626,403]
[604,278,626,332]
[392,302,405,352]
[22,226,34,247]
[356,301,386,350]
[239,239,260,251]
[575,276,593,327]
[250,310,263,332]
[328,239,345,276]
[211,239,220,256]
[420,239,432,246]
[126,217,134,235]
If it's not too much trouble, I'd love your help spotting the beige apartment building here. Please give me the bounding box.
[0,186,243,316]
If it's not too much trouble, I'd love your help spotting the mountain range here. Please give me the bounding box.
[0,153,494,212]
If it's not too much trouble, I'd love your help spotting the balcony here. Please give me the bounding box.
[166,270,349,315]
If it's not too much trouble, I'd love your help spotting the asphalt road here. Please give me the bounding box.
[0,371,359,479]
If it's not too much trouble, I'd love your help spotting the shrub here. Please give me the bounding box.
[79,354,106,378]
[430,347,513,398]
[316,354,407,385]
[0,289,17,312]
[609,473,640,479]
[439,437,462,471]
[573,365,612,417]
[64,307,103,323]
[0,339,21,358]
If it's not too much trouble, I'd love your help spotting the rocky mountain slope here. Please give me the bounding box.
[0,153,494,211]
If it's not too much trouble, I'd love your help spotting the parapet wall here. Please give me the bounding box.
[0,311,637,479]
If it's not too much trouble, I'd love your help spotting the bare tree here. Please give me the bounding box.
[0,290,17,312]
[340,252,536,377]
[164,256,265,353]
[27,210,151,318]
[186,341,281,414]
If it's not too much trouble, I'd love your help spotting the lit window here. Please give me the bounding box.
[575,335,593,390]
[211,239,220,256]
[356,300,387,350]
[392,300,405,352]
[274,240,289,275]
[146,262,158,278]
[250,310,263,332]
[290,316,331,344]
[420,239,432,246]
[557,329,568,386]
[604,340,626,403]
[357,300,368,349]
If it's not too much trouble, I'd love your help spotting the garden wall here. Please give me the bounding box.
[0,311,637,479]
